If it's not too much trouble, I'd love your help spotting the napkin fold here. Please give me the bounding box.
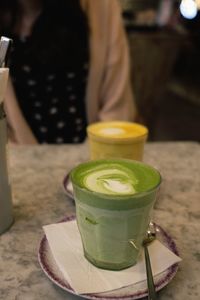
[43,220,181,295]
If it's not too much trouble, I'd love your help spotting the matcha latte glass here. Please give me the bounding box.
[87,121,148,161]
[70,159,161,270]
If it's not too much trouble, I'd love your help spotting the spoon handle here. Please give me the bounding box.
[144,244,157,300]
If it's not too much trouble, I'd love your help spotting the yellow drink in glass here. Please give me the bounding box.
[87,121,148,161]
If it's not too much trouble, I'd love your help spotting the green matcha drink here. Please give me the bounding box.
[70,159,161,270]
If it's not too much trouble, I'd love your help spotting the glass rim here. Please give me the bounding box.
[87,121,148,142]
[70,158,162,200]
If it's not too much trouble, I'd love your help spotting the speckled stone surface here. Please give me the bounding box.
[0,142,199,300]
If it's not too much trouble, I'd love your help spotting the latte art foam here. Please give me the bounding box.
[99,127,126,136]
[71,159,161,197]
[84,168,138,195]
[87,121,148,139]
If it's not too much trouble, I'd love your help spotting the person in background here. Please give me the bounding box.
[0,0,137,144]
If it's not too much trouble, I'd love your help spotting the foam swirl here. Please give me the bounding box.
[84,166,138,195]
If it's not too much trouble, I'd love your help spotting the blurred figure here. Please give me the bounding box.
[0,0,136,144]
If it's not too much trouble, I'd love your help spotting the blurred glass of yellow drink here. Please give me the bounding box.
[87,121,148,161]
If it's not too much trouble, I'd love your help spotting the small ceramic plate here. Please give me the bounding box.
[38,215,180,300]
[63,173,74,199]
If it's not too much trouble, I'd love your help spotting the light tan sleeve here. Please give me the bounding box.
[4,79,38,144]
[98,0,137,121]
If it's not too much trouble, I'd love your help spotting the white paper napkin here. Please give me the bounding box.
[43,220,181,295]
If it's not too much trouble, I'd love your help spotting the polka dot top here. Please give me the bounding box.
[9,36,89,144]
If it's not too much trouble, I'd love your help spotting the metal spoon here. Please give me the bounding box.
[143,223,157,300]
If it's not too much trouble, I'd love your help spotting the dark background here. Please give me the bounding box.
[119,0,200,141]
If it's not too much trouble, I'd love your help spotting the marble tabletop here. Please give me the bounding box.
[0,142,199,300]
